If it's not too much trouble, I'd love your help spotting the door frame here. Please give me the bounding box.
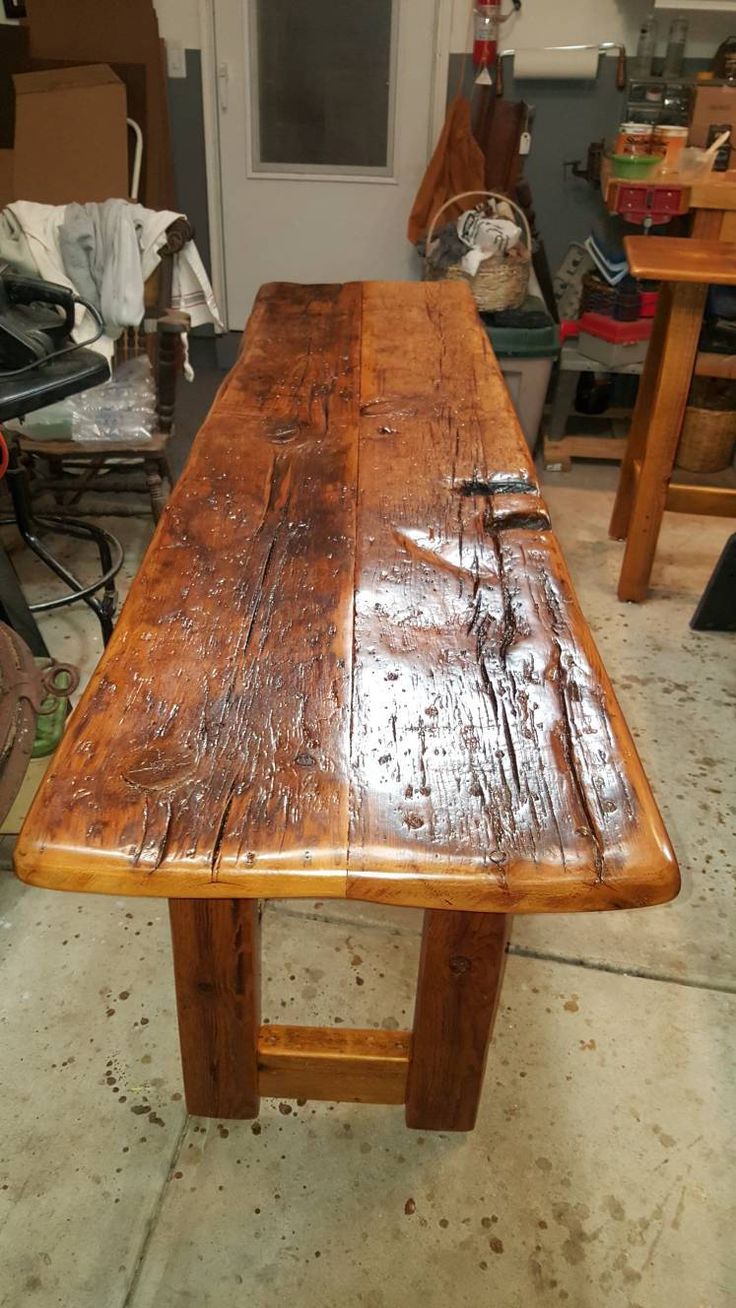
[199,0,455,332]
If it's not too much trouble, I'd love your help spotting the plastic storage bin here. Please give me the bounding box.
[481,297,560,451]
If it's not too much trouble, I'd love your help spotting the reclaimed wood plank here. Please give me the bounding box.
[15,283,361,899]
[348,281,678,911]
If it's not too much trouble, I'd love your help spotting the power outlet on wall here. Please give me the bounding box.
[166,40,187,80]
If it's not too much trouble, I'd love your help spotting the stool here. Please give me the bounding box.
[610,237,736,602]
[1,437,123,645]
[0,288,125,648]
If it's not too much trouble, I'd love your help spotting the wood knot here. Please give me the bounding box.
[449,956,471,975]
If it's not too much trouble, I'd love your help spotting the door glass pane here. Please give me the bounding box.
[253,0,395,172]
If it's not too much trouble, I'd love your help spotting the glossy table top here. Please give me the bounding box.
[15,281,678,913]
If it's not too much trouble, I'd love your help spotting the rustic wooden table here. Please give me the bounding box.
[14,282,678,1131]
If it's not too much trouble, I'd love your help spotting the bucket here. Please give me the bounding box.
[676,406,736,473]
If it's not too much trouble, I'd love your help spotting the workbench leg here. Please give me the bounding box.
[405,911,510,1132]
[691,209,724,241]
[169,899,261,1119]
[609,284,672,542]
[616,282,708,602]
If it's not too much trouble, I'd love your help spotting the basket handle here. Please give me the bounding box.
[426,190,532,256]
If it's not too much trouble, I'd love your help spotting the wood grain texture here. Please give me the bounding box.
[257,1025,410,1103]
[406,910,509,1131]
[15,280,678,913]
[169,898,260,1118]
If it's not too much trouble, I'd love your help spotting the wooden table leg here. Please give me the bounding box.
[691,209,724,240]
[617,281,708,602]
[169,898,261,1119]
[405,910,510,1132]
[609,284,672,542]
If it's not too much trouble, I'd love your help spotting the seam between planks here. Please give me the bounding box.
[345,282,365,895]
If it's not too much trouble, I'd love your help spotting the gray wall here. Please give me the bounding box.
[165,50,211,278]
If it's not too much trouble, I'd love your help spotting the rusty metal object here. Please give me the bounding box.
[37,662,80,713]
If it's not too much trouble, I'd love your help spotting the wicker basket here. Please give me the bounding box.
[424,190,531,313]
[580,273,641,321]
[676,406,736,473]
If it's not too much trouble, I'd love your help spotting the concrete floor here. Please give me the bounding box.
[0,436,734,1306]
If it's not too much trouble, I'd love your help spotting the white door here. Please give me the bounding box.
[213,0,448,329]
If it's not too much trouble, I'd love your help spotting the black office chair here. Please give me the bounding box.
[0,271,123,648]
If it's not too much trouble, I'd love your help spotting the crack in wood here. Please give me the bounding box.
[456,475,532,497]
[210,783,238,882]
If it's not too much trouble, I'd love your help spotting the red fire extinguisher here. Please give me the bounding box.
[473,0,520,85]
[473,0,500,73]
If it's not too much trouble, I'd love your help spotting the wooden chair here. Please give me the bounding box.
[17,219,193,524]
[610,236,736,602]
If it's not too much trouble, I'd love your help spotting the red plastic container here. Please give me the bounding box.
[579,312,653,344]
[639,290,659,318]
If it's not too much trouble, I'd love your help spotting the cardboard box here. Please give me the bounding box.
[0,22,30,149]
[26,0,175,209]
[13,64,128,204]
[690,83,736,149]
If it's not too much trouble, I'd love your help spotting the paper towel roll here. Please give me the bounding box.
[513,47,600,80]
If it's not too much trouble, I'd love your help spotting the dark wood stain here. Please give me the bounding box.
[169,897,260,1119]
[406,910,510,1131]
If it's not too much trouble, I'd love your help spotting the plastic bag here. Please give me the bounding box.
[71,355,156,444]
